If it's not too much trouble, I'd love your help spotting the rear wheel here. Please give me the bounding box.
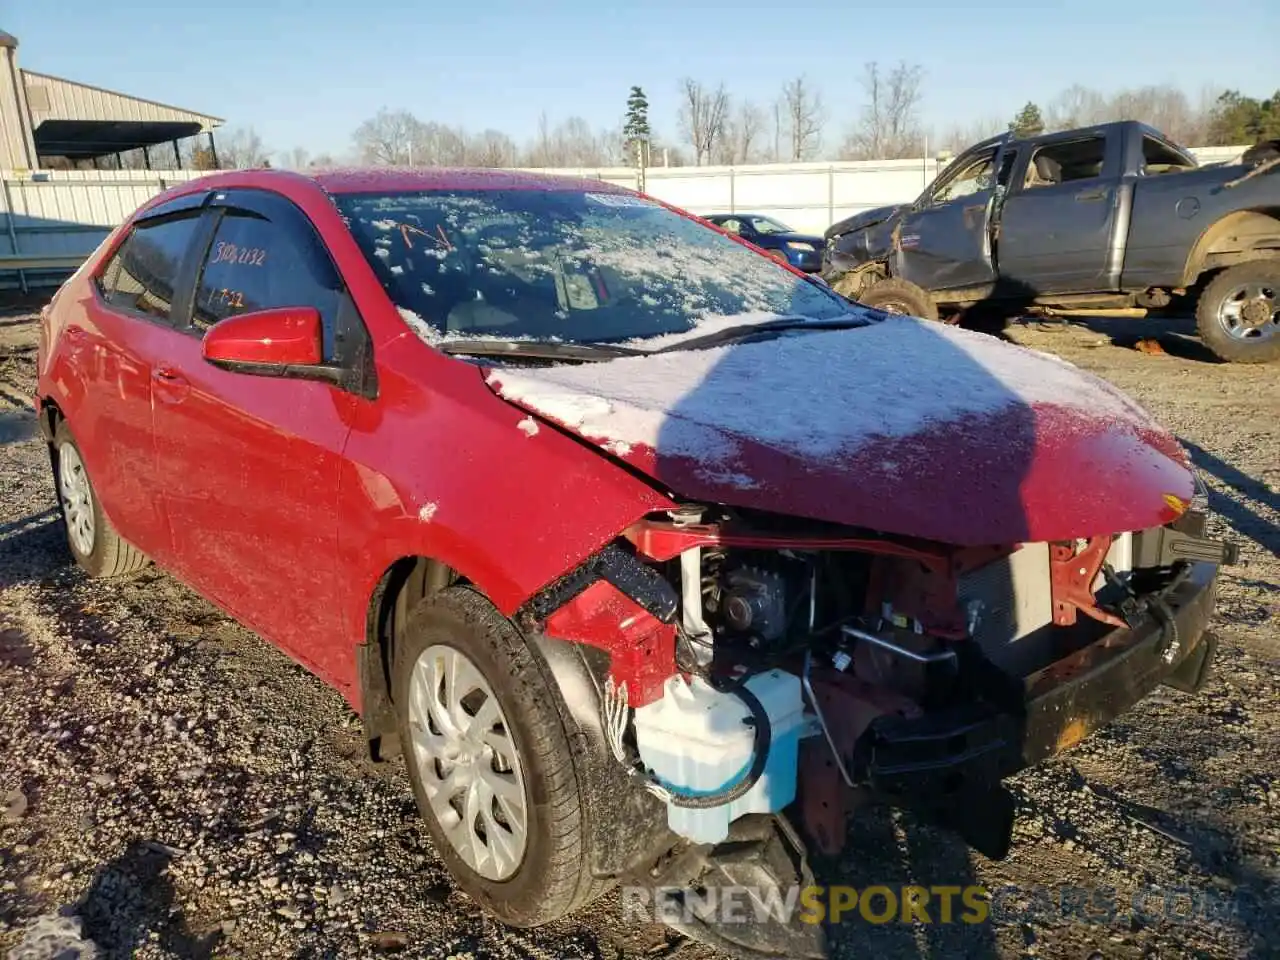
[1195,261,1280,363]
[392,586,608,926]
[51,421,148,578]
[857,276,940,321]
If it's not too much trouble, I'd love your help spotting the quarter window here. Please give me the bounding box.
[96,213,202,320]
[192,207,343,354]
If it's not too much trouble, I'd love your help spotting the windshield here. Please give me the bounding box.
[749,216,792,235]
[333,189,848,345]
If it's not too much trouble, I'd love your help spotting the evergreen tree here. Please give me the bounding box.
[623,86,651,167]
[1208,90,1280,145]
[624,86,650,140]
[1009,102,1046,138]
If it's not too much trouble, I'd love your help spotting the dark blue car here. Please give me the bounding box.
[701,213,824,273]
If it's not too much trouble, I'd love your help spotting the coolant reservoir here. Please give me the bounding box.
[632,669,806,845]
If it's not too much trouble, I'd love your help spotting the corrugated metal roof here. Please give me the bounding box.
[22,69,223,130]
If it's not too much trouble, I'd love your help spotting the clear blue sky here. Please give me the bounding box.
[8,0,1277,160]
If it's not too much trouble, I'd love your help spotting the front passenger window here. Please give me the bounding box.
[192,208,343,356]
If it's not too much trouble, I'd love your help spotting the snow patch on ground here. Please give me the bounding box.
[485,317,1153,462]
[516,416,539,437]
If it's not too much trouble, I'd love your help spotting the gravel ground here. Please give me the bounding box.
[1,305,1277,960]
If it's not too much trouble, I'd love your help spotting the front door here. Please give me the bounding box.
[995,132,1118,293]
[894,146,1001,293]
[149,188,361,684]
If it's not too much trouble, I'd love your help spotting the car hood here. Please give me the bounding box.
[824,204,908,240]
[482,317,1193,546]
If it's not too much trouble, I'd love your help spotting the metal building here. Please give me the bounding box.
[0,29,222,170]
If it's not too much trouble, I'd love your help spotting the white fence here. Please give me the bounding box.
[0,144,1251,290]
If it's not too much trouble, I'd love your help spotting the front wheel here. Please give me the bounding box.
[392,586,608,927]
[1194,262,1280,363]
[857,276,940,321]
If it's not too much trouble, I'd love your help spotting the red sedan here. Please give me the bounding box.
[35,167,1235,956]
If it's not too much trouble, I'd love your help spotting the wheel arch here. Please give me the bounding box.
[1181,208,1280,287]
[358,554,464,761]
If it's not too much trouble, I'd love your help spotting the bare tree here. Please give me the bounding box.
[841,62,924,160]
[1044,84,1108,132]
[353,109,420,165]
[523,115,615,167]
[678,78,730,166]
[928,117,1004,156]
[715,101,767,165]
[782,76,824,161]
[218,127,270,168]
[280,146,310,170]
[470,129,518,167]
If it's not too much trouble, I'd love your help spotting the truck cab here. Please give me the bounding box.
[824,120,1280,363]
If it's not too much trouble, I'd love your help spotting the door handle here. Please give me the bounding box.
[1074,189,1107,202]
[152,367,190,403]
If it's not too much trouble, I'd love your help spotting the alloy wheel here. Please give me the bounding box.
[58,443,95,557]
[407,644,529,881]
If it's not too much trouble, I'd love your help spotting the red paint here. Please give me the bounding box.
[541,580,677,707]
[545,402,1193,548]
[34,167,1195,714]
[623,518,953,570]
[201,307,324,367]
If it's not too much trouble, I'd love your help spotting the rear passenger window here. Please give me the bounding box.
[1024,136,1107,188]
[192,208,343,354]
[96,213,202,320]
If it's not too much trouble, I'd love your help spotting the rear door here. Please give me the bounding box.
[148,187,366,682]
[69,197,207,559]
[995,131,1120,292]
[894,145,1001,293]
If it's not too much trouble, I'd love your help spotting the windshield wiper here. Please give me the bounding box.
[650,313,876,354]
[437,338,647,362]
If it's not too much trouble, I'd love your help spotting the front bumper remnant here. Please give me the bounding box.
[862,560,1219,855]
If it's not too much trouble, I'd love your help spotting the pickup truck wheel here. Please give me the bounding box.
[857,277,939,321]
[1195,262,1280,363]
[392,586,609,927]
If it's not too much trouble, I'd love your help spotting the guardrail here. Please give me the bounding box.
[0,254,85,271]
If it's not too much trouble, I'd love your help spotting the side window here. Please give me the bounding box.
[191,207,343,354]
[1024,136,1106,188]
[720,218,742,234]
[930,151,996,204]
[1141,136,1196,175]
[95,213,203,320]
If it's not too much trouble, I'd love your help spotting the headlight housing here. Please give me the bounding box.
[786,241,815,252]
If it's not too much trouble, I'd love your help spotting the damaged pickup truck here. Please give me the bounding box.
[37,168,1239,960]
[822,120,1280,363]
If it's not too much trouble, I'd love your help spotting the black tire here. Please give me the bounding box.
[857,276,940,321]
[51,420,149,578]
[1194,261,1280,364]
[392,586,609,927]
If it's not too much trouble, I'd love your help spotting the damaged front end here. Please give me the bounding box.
[518,501,1236,959]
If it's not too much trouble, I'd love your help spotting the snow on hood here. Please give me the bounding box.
[483,317,1193,544]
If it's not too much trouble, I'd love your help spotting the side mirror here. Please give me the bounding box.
[202,306,324,372]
